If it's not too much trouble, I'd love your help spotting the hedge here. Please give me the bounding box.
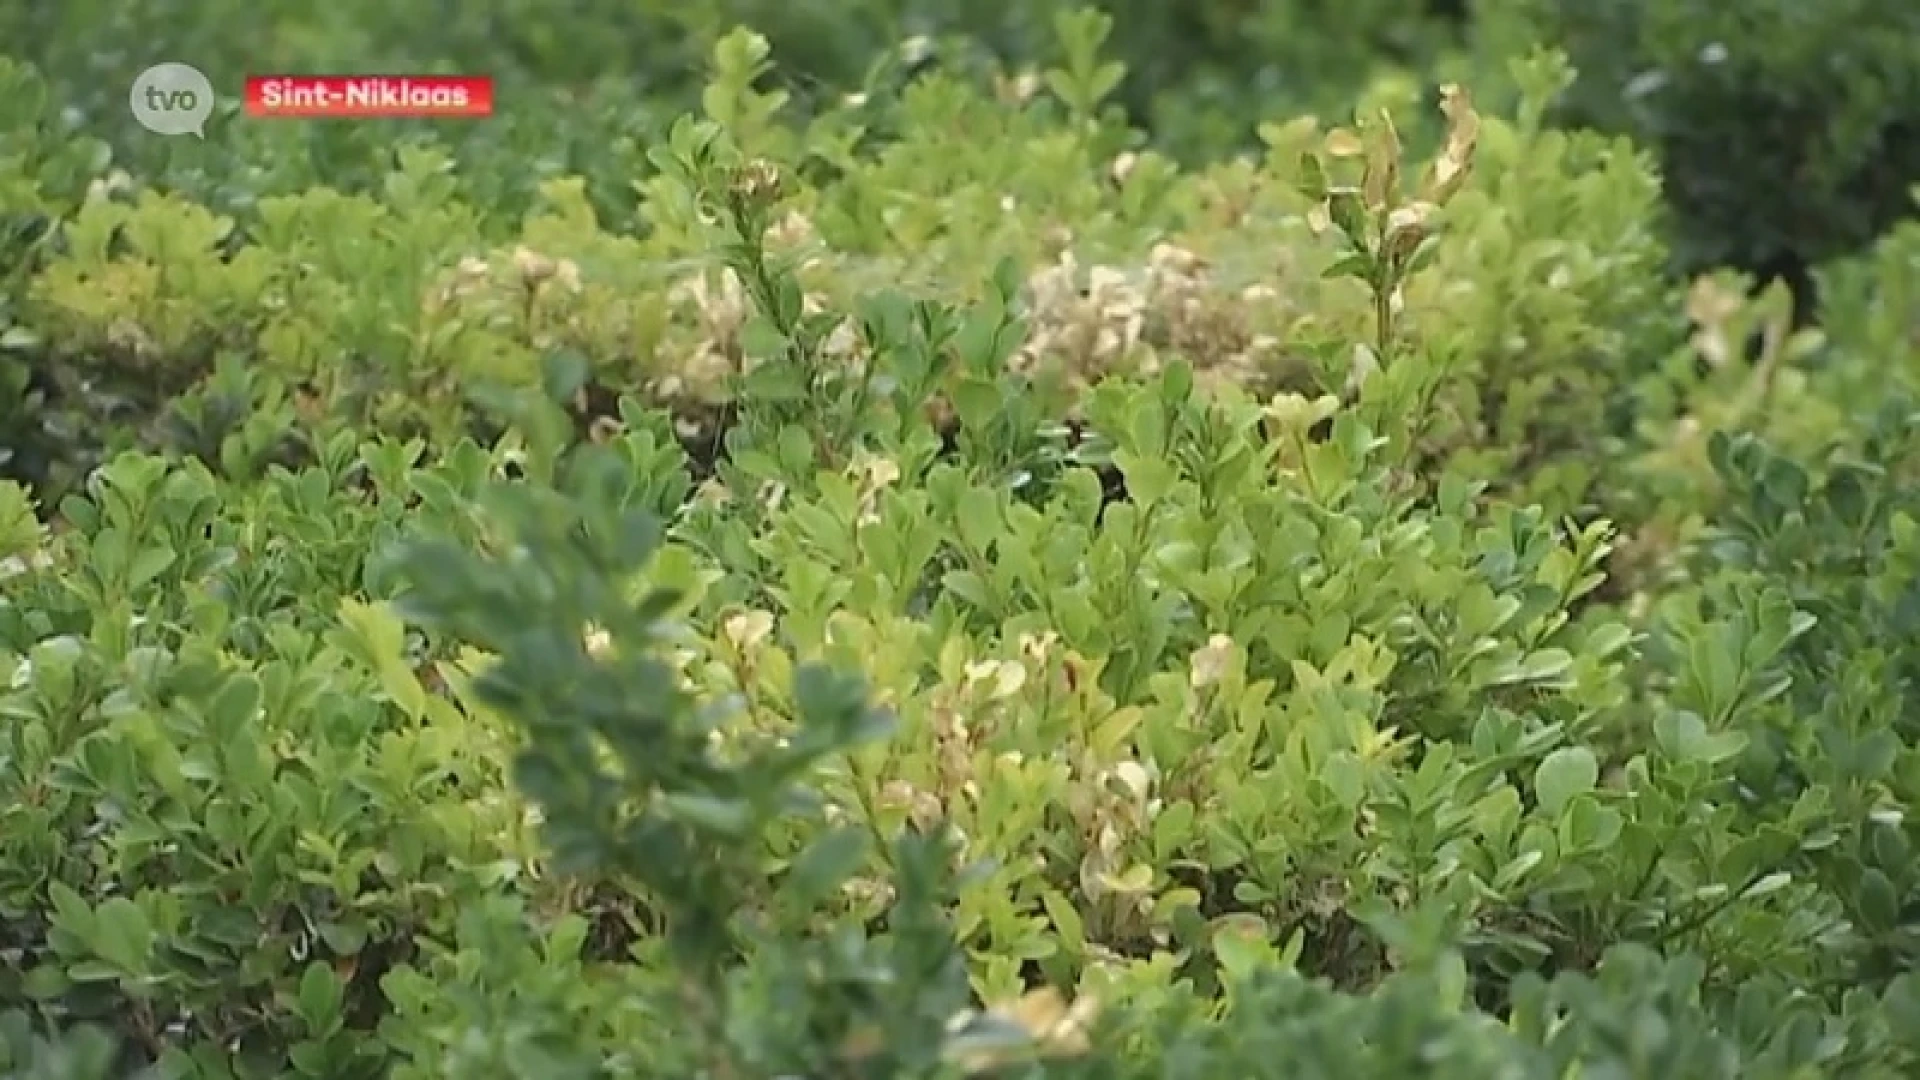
[1529,0,1920,291]
[8,0,1919,289]
[4,12,1920,1080]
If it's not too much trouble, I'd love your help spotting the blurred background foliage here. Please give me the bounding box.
[5,0,1917,298]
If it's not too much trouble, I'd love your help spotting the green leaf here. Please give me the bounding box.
[1322,252,1375,281]
[1041,69,1083,112]
[948,480,1001,551]
[1328,188,1368,244]
[1296,152,1328,200]
[1482,648,1574,689]
[660,793,753,836]
[950,375,1002,432]
[316,919,369,956]
[1089,61,1125,103]
[1516,648,1573,685]
[127,545,176,590]
[741,356,808,401]
[1112,449,1177,509]
[1533,747,1598,817]
[45,880,91,931]
[1741,872,1792,901]
[65,961,123,983]
[1560,798,1623,853]
[21,964,69,999]
[335,599,428,721]
[1212,915,1274,983]
[88,897,153,975]
[1041,888,1086,954]
[1160,360,1193,408]
[1492,850,1544,890]
[206,672,263,740]
[1859,869,1900,933]
[295,962,344,1035]
[942,569,995,612]
[783,826,868,911]
[540,349,590,405]
[1319,751,1366,808]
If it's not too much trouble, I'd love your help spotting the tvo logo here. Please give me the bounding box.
[130,62,213,137]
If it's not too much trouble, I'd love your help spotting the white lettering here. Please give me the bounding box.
[336,80,471,110]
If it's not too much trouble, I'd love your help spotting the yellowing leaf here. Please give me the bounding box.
[1324,128,1364,157]
[1097,864,1155,894]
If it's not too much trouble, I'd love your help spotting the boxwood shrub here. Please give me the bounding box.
[3,12,1920,1080]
